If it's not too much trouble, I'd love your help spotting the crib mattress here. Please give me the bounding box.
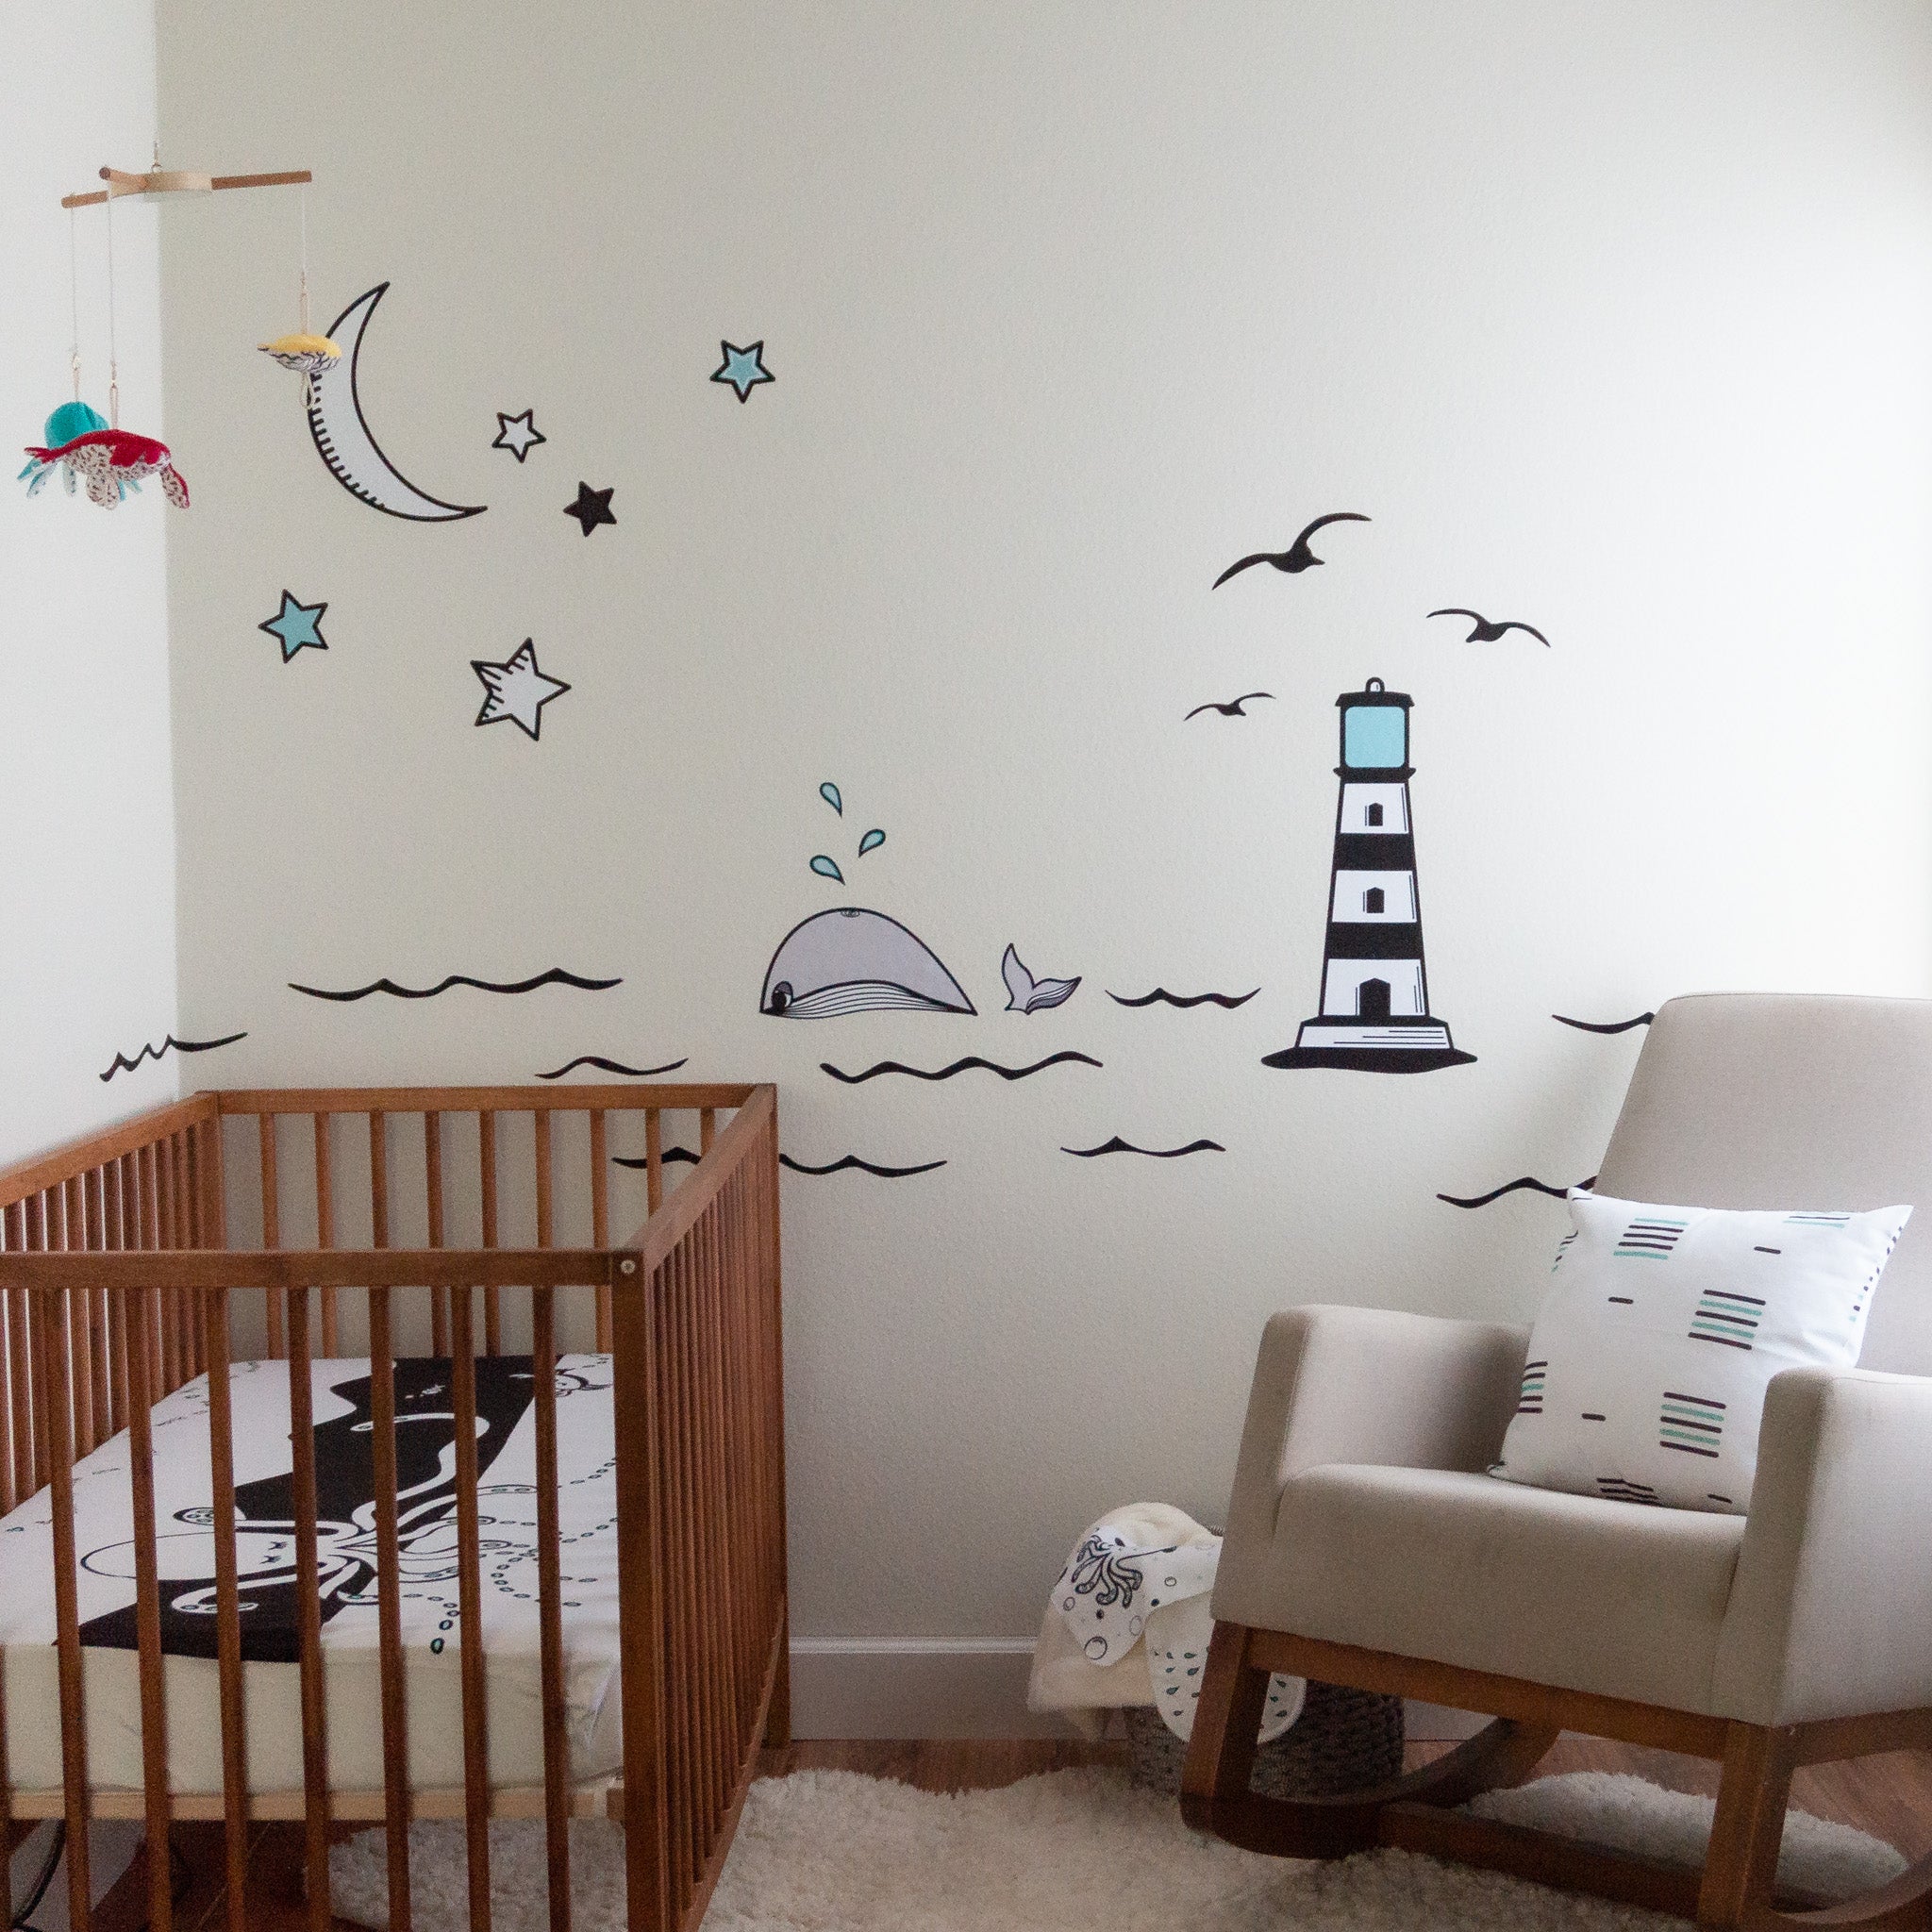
[0,1355,624,1795]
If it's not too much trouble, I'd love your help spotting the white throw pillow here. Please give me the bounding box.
[1490,1190,1910,1514]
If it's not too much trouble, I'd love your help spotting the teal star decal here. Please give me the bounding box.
[258,590,329,661]
[710,339,774,402]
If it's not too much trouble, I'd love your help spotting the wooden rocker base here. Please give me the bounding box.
[1181,1624,1932,1931]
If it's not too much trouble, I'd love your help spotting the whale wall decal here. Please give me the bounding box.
[759,908,975,1019]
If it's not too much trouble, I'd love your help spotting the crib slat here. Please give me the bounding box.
[260,1114,285,1359]
[286,1286,333,1930]
[700,1108,716,1156]
[695,1225,729,1839]
[449,1288,493,1932]
[425,1113,450,1356]
[64,1176,94,1457]
[535,1110,554,1249]
[2,1202,23,1513]
[703,1208,739,1815]
[367,1284,414,1932]
[124,1283,173,1932]
[202,1287,249,1932]
[670,1242,705,1884]
[39,1285,92,1932]
[25,1197,51,1494]
[84,1171,109,1452]
[612,1252,669,1932]
[313,1114,339,1355]
[370,1110,390,1249]
[532,1284,572,1931]
[105,1162,128,1435]
[590,1112,612,1353]
[480,1112,502,1354]
[645,1111,664,1215]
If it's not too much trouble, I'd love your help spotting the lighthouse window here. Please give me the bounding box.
[1364,803,1384,827]
[1363,888,1385,915]
[1343,704,1407,770]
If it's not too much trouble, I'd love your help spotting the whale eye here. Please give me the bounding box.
[770,982,793,1012]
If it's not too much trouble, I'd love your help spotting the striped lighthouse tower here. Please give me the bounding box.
[1264,676,1474,1073]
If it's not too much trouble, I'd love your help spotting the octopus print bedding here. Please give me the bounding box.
[0,1355,624,1794]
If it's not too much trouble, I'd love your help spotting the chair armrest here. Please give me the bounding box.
[1714,1366,1932,1725]
[1218,1305,1529,1563]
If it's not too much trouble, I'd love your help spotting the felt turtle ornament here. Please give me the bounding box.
[19,400,190,508]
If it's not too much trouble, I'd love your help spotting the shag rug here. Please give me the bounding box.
[330,1767,1907,1931]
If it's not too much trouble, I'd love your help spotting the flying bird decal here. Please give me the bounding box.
[1213,512,1369,588]
[1426,608,1550,646]
[1185,692,1274,721]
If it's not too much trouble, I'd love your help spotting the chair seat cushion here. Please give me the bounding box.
[1211,1463,1747,1714]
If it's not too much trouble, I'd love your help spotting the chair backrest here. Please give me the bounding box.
[1595,992,1932,1374]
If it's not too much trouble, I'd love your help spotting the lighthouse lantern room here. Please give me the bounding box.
[1264,677,1475,1074]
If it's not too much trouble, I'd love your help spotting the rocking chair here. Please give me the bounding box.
[1183,992,1932,1929]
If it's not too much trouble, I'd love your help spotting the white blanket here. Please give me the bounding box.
[1030,1504,1303,1742]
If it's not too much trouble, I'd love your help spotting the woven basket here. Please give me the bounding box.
[1124,1680,1405,1799]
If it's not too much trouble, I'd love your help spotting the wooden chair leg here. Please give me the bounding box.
[1182,1622,1559,1857]
[1181,1621,1271,1833]
[1700,1723,1795,1930]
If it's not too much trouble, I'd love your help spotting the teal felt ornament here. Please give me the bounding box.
[19,400,119,498]
[44,400,107,445]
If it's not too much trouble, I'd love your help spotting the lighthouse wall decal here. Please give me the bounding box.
[1264,676,1475,1074]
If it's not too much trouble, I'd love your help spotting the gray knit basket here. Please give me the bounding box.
[1124,1680,1405,1798]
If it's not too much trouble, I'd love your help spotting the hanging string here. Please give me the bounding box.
[299,183,310,334]
[104,181,120,428]
[67,206,82,403]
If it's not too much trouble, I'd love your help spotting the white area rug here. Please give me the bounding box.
[331,1767,1907,1931]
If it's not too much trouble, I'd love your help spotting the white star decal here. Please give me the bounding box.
[471,640,571,741]
[491,408,546,462]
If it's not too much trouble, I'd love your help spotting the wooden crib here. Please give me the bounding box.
[0,1081,786,1932]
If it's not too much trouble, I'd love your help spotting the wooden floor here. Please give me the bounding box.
[158,1736,1932,1927]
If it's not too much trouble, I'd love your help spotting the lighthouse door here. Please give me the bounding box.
[1357,977,1391,1022]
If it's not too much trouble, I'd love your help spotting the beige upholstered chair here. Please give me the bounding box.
[1184,993,1932,1930]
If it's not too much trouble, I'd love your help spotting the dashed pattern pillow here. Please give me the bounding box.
[1490,1190,1910,1514]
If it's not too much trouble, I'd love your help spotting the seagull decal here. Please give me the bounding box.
[1213,512,1370,588]
[1185,691,1274,720]
[1426,608,1550,646]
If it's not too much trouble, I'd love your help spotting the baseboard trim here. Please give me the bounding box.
[790,1640,1489,1741]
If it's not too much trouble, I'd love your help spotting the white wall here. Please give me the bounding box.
[155,2,1932,1729]
[0,6,178,1163]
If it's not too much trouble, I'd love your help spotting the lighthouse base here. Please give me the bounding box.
[1264,1017,1476,1074]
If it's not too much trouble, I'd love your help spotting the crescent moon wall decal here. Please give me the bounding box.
[305,283,486,522]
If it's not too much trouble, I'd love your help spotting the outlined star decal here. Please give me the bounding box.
[564,480,616,536]
[472,639,571,741]
[258,590,328,661]
[710,340,774,402]
[491,408,546,462]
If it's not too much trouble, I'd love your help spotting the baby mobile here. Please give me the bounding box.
[20,151,320,512]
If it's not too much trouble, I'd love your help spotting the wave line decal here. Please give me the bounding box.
[1108,989,1257,1010]
[289,969,622,1002]
[99,1031,248,1084]
[1062,1137,1224,1159]
[613,1149,701,1169]
[540,1056,689,1080]
[1554,1012,1655,1034]
[820,1053,1101,1085]
[778,1154,948,1178]
[1438,1174,1598,1209]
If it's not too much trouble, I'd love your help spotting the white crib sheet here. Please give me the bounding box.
[0,1355,624,1795]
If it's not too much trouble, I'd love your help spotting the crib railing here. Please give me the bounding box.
[0,1082,786,1932]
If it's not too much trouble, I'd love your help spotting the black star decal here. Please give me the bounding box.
[563,481,616,537]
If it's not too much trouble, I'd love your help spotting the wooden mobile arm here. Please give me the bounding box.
[60,165,312,210]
